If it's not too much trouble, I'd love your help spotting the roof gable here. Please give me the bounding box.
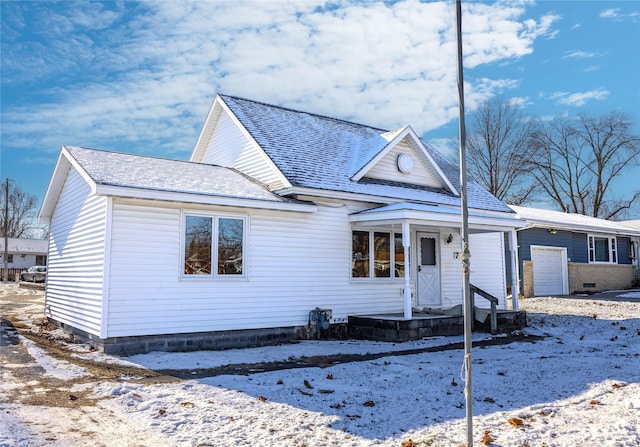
[191,97,290,190]
[190,94,511,213]
[350,125,457,194]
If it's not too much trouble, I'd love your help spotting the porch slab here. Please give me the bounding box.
[347,311,526,342]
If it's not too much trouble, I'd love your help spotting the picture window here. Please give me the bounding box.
[352,230,404,279]
[183,213,245,278]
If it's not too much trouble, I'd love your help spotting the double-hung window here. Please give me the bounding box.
[352,230,404,279]
[183,213,246,278]
[588,234,617,264]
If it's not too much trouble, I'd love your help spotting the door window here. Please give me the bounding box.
[420,237,436,266]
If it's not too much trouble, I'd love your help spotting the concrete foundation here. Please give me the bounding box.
[49,319,305,355]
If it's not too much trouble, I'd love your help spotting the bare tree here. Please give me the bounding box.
[529,111,640,219]
[466,97,537,204]
[0,180,39,238]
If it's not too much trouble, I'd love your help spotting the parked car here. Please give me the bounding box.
[20,266,47,283]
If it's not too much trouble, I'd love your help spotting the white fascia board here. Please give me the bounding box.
[350,135,399,181]
[61,146,100,195]
[94,184,317,213]
[190,95,291,189]
[350,125,458,195]
[349,207,524,232]
[39,147,98,222]
[402,127,458,195]
[217,97,292,189]
[275,186,432,205]
[522,221,640,237]
[190,96,224,163]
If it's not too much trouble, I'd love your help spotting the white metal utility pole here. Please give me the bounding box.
[455,0,473,445]
[3,178,9,284]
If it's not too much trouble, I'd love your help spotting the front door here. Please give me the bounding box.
[417,232,441,306]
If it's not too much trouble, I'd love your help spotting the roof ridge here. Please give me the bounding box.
[218,93,389,133]
[65,145,217,169]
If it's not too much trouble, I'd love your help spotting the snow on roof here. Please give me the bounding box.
[64,146,303,205]
[219,95,511,213]
[509,205,640,236]
[0,238,48,254]
[621,219,640,230]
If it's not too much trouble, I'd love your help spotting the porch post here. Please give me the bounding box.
[509,230,520,311]
[402,221,412,319]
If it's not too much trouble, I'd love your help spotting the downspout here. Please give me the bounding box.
[402,221,412,319]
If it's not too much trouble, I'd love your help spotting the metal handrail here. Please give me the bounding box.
[469,284,498,335]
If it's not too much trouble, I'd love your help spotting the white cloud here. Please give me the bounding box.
[506,96,530,108]
[1,0,556,154]
[548,88,610,107]
[600,8,621,19]
[600,7,640,22]
[584,65,602,73]
[562,50,601,59]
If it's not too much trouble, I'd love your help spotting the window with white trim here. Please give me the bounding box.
[183,213,245,277]
[352,230,404,279]
[588,234,617,264]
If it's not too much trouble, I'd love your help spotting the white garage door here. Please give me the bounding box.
[531,246,567,296]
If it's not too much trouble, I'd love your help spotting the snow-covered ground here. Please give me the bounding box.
[1,284,639,446]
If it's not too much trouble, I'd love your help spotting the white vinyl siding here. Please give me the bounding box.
[363,140,441,188]
[437,231,507,309]
[469,232,507,308]
[48,191,511,339]
[104,201,419,337]
[202,110,284,186]
[45,168,107,337]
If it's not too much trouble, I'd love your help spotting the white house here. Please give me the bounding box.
[0,237,48,277]
[39,94,524,354]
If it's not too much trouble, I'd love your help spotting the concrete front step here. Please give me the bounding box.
[347,311,526,342]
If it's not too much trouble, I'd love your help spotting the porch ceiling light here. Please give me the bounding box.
[548,228,558,235]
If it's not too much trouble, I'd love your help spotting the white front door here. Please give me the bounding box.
[417,232,441,306]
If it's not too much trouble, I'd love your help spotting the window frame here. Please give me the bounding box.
[587,234,617,264]
[181,211,247,280]
[351,229,404,281]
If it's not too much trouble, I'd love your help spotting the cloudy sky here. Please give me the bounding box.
[1,0,639,215]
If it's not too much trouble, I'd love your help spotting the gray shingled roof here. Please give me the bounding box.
[220,95,511,213]
[64,146,295,204]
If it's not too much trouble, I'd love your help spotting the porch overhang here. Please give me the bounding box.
[349,202,525,232]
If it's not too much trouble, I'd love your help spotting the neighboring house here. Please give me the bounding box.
[621,219,640,285]
[0,238,48,280]
[39,94,524,354]
[510,205,640,297]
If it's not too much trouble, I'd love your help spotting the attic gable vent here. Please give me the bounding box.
[397,153,414,174]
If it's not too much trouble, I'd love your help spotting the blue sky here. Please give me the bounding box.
[2,0,639,218]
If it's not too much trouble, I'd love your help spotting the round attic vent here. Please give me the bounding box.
[397,153,414,174]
